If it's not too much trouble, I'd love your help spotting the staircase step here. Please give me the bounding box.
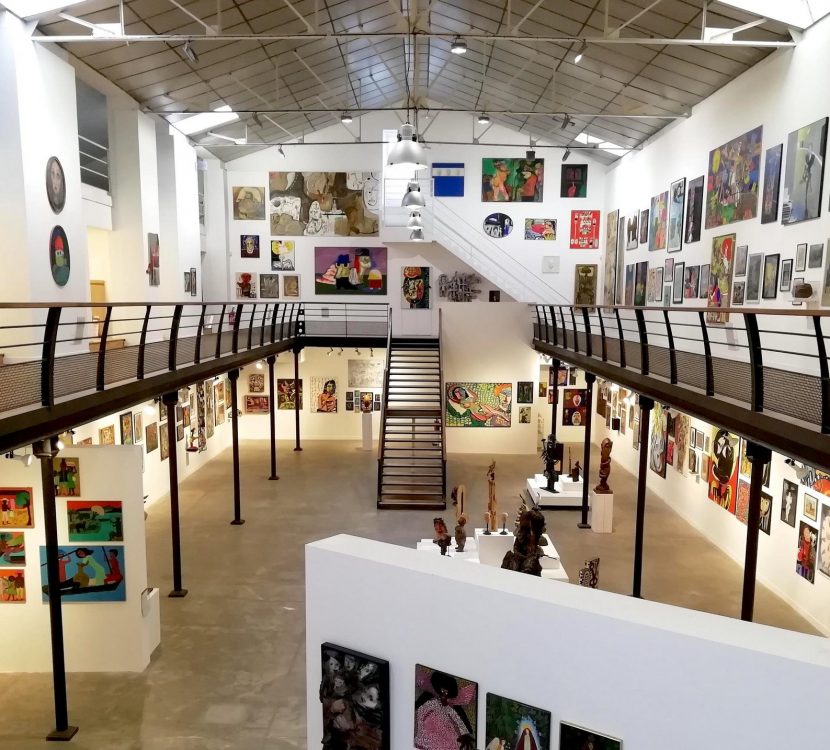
[382,469,443,476]
[382,460,444,467]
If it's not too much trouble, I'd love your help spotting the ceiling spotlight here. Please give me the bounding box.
[387,122,428,170]
[144,404,156,416]
[407,210,424,229]
[183,40,199,64]
[402,181,426,208]
[451,37,467,54]
[477,113,490,125]
[526,149,536,160]
[562,148,571,162]
[256,361,263,370]
[561,114,572,130]
[5,451,34,467]
[574,41,587,64]
[370,348,374,358]
[338,348,343,356]
[341,112,353,124]
[327,347,333,356]
[278,145,286,159]
[356,348,361,355]
[55,439,65,452]
[410,228,426,241]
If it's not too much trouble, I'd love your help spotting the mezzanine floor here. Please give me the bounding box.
[0,439,817,749]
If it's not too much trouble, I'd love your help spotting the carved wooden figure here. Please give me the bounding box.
[595,437,613,494]
[486,460,497,531]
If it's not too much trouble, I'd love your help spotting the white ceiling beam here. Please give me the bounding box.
[606,0,665,38]
[707,17,767,40]
[282,0,314,33]
[166,0,217,35]
[511,0,547,33]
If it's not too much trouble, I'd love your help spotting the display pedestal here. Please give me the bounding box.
[527,474,585,509]
[475,527,514,567]
[361,412,373,451]
[590,491,614,533]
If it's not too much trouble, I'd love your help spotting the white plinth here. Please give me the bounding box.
[361,411,373,450]
[590,490,614,533]
[527,474,585,508]
[475,527,515,567]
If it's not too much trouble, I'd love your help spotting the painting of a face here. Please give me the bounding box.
[49,226,71,286]
[46,156,66,214]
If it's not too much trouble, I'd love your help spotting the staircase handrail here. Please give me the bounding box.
[378,305,393,465]
[438,307,447,496]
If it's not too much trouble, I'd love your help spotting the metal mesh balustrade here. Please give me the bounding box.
[648,347,671,380]
[104,347,140,386]
[0,361,41,412]
[675,350,708,392]
[765,368,823,426]
[54,352,98,398]
[176,338,196,368]
[711,358,752,405]
[143,341,169,378]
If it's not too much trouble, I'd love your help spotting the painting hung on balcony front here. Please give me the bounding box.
[314,247,387,295]
[402,266,431,308]
[708,428,739,514]
[648,191,668,251]
[573,264,598,306]
[569,210,599,249]
[40,545,126,602]
[706,233,736,323]
[782,117,827,225]
[481,158,544,201]
[446,383,512,427]
[268,172,378,236]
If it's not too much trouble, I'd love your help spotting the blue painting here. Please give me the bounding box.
[431,162,465,197]
[40,545,126,602]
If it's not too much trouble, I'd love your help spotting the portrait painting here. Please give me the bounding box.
[706,233,736,323]
[249,373,265,393]
[638,208,649,245]
[648,191,668,251]
[560,163,587,198]
[818,503,830,579]
[649,403,668,478]
[762,144,783,223]
[268,172,378,236]
[796,521,818,583]
[50,225,71,286]
[145,422,159,453]
[46,156,66,214]
[0,488,33,529]
[311,376,338,413]
[563,388,587,427]
[668,177,685,252]
[315,247,387,295]
[573,264,598,306]
[781,479,798,527]
[40,545,126,602]
[277,379,302,410]
[569,210,600,249]
[708,428,739,514]
[270,239,295,271]
[0,532,25,566]
[235,272,257,298]
[244,395,270,414]
[782,117,827,225]
[283,274,300,298]
[481,158,544,201]
[0,571,25,603]
[446,383,511,427]
[232,186,265,220]
[240,234,260,258]
[516,382,534,404]
[119,411,134,445]
[414,664,477,750]
[559,721,621,750]
[705,125,763,228]
[524,218,557,240]
[485,693,550,750]
[67,501,123,543]
[402,266,431,309]
[685,175,704,243]
[99,425,115,446]
[260,273,280,299]
[483,212,513,238]
[53,456,81,497]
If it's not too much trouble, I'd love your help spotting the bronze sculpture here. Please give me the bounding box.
[501,507,547,576]
[594,437,613,494]
[541,434,560,492]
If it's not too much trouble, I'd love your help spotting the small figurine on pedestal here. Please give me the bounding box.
[500,512,508,535]
[570,460,582,482]
[483,511,492,535]
[501,507,547,576]
[433,517,451,555]
[455,514,467,552]
[594,437,613,494]
[541,434,560,492]
[486,461,498,531]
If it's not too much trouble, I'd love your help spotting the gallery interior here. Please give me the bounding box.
[3,0,830,747]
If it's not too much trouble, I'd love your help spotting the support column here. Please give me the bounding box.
[293,346,302,452]
[34,436,79,741]
[548,359,560,442]
[578,372,596,529]
[228,369,245,525]
[741,441,772,621]
[163,391,187,598]
[267,355,279,480]
[632,396,654,598]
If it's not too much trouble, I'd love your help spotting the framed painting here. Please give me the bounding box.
[706,233,736,323]
[569,210,600,249]
[249,373,265,393]
[805,493,818,522]
[146,232,159,286]
[672,261,685,304]
[668,177,685,252]
[683,265,699,299]
[134,413,144,444]
[560,721,621,750]
[446,383,511,427]
[0,531,25,566]
[625,213,638,250]
[415,665,477,750]
[746,253,763,303]
[638,208,649,245]
[244,395,270,414]
[762,254,780,299]
[40,545,126,602]
[67,501,123,543]
[781,258,794,291]
[648,191,668,251]
[781,479,798,527]
[145,422,159,453]
[53,457,80,498]
[734,245,748,276]
[560,163,587,198]
[240,234,260,258]
[402,266,431,309]
[655,267,664,301]
[732,281,745,305]
[634,261,648,306]
[562,388,588,427]
[483,213,512,240]
[235,272,257,298]
[485,693,550,750]
[782,117,827,225]
[796,521,818,583]
[232,186,265,220]
[808,242,824,269]
[708,428,739,514]
[283,274,300,298]
[0,571,25,603]
[99,425,115,446]
[705,125,763,228]
[573,264,598,306]
[684,175,704,243]
[604,209,619,305]
[119,411,134,445]
[315,247,387,295]
[818,503,830,578]
[481,157,544,201]
[517,382,534,404]
[649,403,668,478]
[160,423,170,461]
[796,243,808,272]
[432,162,464,197]
[624,264,634,306]
[260,273,280,299]
[761,144,783,223]
[310,377,338,413]
[271,240,295,271]
[277,379,302,410]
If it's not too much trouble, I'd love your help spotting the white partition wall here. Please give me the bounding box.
[307,535,830,750]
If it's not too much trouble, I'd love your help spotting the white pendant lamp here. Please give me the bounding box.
[387,122,428,170]
[407,210,424,229]
[409,228,425,241]
[402,181,426,208]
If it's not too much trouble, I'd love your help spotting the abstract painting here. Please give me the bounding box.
[604,210,619,305]
[119,411,134,445]
[668,177,685,252]
[240,234,260,258]
[736,479,750,525]
[311,377,338,413]
[517,382,534,404]
[99,425,115,446]
[67,501,123,543]
[648,191,668,251]
[649,403,668,478]
[524,218,557,240]
[347,360,384,388]
[639,208,649,245]
[625,213,638,250]
[705,126,763,228]
[432,163,465,197]
[145,422,158,453]
[485,693,550,750]
[446,383,511,427]
[40,545,125,602]
[277,379,302,410]
[160,423,170,461]
[283,274,300,298]
[236,272,257,298]
[481,158,544,201]
[270,240,295,271]
[483,212,513,238]
[402,266,431,308]
[260,273,279,298]
[232,186,265,220]
[762,144,783,223]
[560,721,621,750]
[708,428,739,514]
[53,457,81,497]
[782,479,798,527]
[414,664,477,750]
[818,503,830,578]
[685,175,704,243]
[314,247,387,295]
[673,414,690,474]
[573,264,598,306]
[244,395,270,414]
[797,521,818,583]
[268,172,378,235]
[0,532,25,566]
[624,264,635,306]
[320,643,389,750]
[0,571,25,603]
[672,262,685,304]
[782,117,827,225]
[569,210,600,249]
[634,261,648,306]
[561,164,587,198]
[249,374,265,393]
[706,233,736,323]
[563,388,588,427]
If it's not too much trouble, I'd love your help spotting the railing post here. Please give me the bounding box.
[168,304,183,372]
[267,354,279,481]
[813,316,830,434]
[194,304,206,365]
[231,304,243,353]
[632,396,654,598]
[741,442,772,621]
[634,309,649,375]
[41,307,61,407]
[548,305,558,346]
[228,368,245,525]
[559,307,568,349]
[582,308,592,358]
[698,311,715,396]
[662,310,678,384]
[163,391,188,598]
[137,305,151,380]
[613,308,626,368]
[247,303,257,350]
[596,308,608,361]
[549,360,560,442]
[95,305,113,391]
[743,312,764,412]
[259,304,268,347]
[279,303,288,341]
[535,306,544,341]
[569,307,580,353]
[214,304,226,359]
[271,303,281,344]
[579,372,596,529]
[293,344,303,452]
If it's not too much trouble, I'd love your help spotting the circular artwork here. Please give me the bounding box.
[483,212,513,238]
[50,226,70,286]
[46,156,66,214]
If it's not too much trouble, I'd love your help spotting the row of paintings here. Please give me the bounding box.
[321,643,621,750]
[236,272,300,299]
[271,379,382,413]
[482,211,601,249]
[239,237,297,270]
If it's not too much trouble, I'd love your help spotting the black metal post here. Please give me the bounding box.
[41,307,61,407]
[663,310,678,384]
[267,355,279,481]
[548,359,560,442]
[744,313,764,413]
[698,311,715,396]
[34,437,79,741]
[813,316,830,434]
[293,346,302,452]
[163,391,187,597]
[95,305,112,391]
[634,308,649,375]
[632,396,654,598]
[578,373,596,529]
[741,441,772,621]
[228,369,245,525]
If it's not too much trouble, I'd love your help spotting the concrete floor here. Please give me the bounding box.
[0,439,818,749]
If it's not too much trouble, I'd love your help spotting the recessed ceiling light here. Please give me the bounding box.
[451,37,467,54]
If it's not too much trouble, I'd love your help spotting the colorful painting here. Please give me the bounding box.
[260,273,279,298]
[573,264,598,306]
[560,164,587,198]
[685,175,704,243]
[708,428,739,513]
[736,479,751,524]
[648,191,668,251]
[683,265,700,299]
[0,532,25,566]
[524,218,557,240]
[797,521,818,583]
[145,422,159,453]
[432,163,465,197]
[119,411,133,445]
[277,379,302,410]
[639,208,649,245]
[0,571,25,603]
[268,172,378,236]
[249,373,265,393]
[745,253,762,303]
[481,158,544,201]
[146,232,159,286]
[232,186,265,220]
[270,240,295,271]
[402,267,431,309]
[315,247,387,295]
[483,212,513,238]
[634,261,648,306]
[40,545,126,602]
[706,233,736,323]
[560,722,621,750]
[50,225,71,286]
[99,425,115,446]
[673,414,690,474]
[649,403,668,478]
[283,274,300,298]
[563,388,587,427]
[818,503,830,578]
[446,383,511,427]
[311,376,338,413]
[236,272,257,298]
[244,395,270,414]
[485,693,550,750]
[625,213,638,250]
[160,423,170,461]
[782,117,827,225]
[705,126,763,228]
[360,391,374,413]
[414,665,477,750]
[604,210,619,305]
[240,234,260,258]
[320,643,389,750]
[52,457,80,497]
[668,177,685,252]
[569,210,600,249]
[762,144,783,224]
[782,479,798,527]
[67,501,123,542]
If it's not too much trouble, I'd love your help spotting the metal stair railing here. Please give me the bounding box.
[377,311,393,500]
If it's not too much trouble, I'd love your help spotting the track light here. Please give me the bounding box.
[338,348,343,356]
[341,112,353,124]
[407,210,424,229]
[183,40,199,64]
[410,228,425,241]
[561,114,572,130]
[562,148,571,162]
[144,404,156,416]
[327,347,333,356]
[370,348,374,358]
[5,452,34,467]
[356,348,361,355]
[402,181,426,208]
[451,37,467,54]
[278,145,286,159]
[477,113,490,125]
[574,41,587,64]
[526,149,536,160]
[55,439,65,451]
[387,122,428,170]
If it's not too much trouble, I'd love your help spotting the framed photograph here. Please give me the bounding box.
[780,258,794,291]
[781,478,798,527]
[698,264,710,299]
[796,243,808,272]
[808,242,824,269]
[560,721,622,750]
[762,253,780,299]
[734,245,748,276]
[746,253,763,303]
[655,267,664,301]
[672,262,685,304]
[805,493,818,521]
[732,281,745,305]
[792,276,805,306]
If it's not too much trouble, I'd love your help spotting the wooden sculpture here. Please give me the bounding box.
[433,517,451,556]
[486,460,497,531]
[594,438,613,494]
[454,514,467,552]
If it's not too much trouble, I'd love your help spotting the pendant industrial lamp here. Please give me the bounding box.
[402,181,426,208]
[407,210,424,228]
[409,228,426,241]
[387,122,427,170]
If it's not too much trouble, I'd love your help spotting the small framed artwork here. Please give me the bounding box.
[655,267,664,301]
[732,281,745,305]
[663,284,671,307]
[809,243,824,269]
[805,493,818,521]
[762,253,780,299]
[672,262,685,304]
[260,273,280,299]
[559,721,621,750]
[683,264,699,299]
[489,291,501,302]
[746,254,763,304]
[240,234,260,258]
[190,267,197,296]
[780,259,793,291]
[183,271,192,294]
[698,264,710,299]
[119,411,134,445]
[734,245,748,276]
[792,277,805,306]
[664,258,674,279]
[283,275,300,298]
[99,425,115,445]
[796,243,808,272]
[134,413,144,444]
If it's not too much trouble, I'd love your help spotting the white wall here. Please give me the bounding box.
[307,535,830,750]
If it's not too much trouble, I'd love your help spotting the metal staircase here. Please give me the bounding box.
[377,318,446,509]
